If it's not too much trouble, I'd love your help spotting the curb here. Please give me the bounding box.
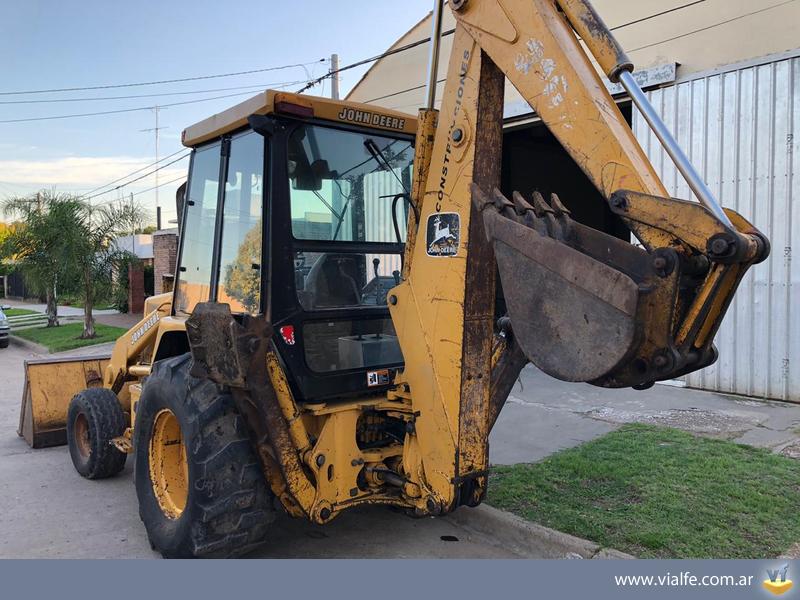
[8,335,49,355]
[449,504,634,559]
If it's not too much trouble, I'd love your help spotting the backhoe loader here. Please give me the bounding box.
[18,0,768,557]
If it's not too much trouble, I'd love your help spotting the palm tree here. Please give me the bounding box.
[2,192,145,337]
[1,192,75,326]
[64,199,144,339]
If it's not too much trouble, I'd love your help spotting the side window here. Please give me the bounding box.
[175,142,221,315]
[216,131,264,314]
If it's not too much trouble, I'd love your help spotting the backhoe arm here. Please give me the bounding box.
[389,0,768,510]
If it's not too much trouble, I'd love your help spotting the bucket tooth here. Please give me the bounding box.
[511,191,548,235]
[548,192,571,217]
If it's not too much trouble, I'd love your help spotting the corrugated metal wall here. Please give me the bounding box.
[364,170,406,276]
[632,55,800,401]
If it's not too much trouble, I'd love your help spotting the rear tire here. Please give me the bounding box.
[0,338,9,348]
[134,353,274,558]
[67,388,127,479]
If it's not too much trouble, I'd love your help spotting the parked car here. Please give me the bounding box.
[0,305,10,348]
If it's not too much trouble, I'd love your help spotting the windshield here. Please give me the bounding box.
[288,124,414,243]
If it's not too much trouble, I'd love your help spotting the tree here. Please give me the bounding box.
[65,200,143,338]
[1,192,76,326]
[223,221,262,313]
[2,193,143,337]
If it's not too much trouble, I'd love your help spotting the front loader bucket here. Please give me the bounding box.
[18,355,110,448]
[474,186,685,388]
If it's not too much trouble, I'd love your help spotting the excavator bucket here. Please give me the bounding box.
[18,355,110,448]
[475,187,652,384]
[473,184,767,389]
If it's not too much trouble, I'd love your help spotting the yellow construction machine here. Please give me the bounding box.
[18,0,768,557]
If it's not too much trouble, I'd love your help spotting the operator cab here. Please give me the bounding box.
[176,91,416,402]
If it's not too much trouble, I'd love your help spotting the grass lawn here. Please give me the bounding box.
[60,297,116,311]
[14,322,128,353]
[3,308,38,317]
[487,424,800,559]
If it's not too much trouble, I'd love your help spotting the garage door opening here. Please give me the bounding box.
[500,103,633,242]
[493,103,634,320]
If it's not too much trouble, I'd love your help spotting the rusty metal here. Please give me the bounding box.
[455,52,504,509]
[488,334,527,431]
[18,355,112,448]
[554,0,632,82]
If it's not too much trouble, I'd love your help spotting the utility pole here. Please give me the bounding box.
[140,106,167,230]
[330,54,340,100]
[130,192,135,254]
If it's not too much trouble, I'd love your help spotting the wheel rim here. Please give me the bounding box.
[149,409,188,519]
[74,413,91,459]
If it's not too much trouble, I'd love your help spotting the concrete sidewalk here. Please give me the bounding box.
[2,298,118,318]
[489,366,800,465]
[3,298,142,331]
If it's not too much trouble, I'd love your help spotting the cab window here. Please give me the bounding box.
[288,125,413,243]
[174,141,220,315]
[216,131,264,314]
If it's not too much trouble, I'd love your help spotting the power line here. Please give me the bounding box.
[0,87,293,124]
[365,78,446,104]
[297,29,457,93]
[130,175,186,198]
[0,60,325,96]
[0,80,306,105]
[84,153,190,200]
[297,1,707,97]
[609,0,706,31]
[90,175,187,211]
[629,0,795,52]
[81,148,187,198]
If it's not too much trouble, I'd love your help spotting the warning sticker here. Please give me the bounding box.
[367,369,391,387]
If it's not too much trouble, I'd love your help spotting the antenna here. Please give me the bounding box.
[140,105,168,229]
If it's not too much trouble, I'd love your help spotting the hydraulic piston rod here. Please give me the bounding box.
[618,70,734,229]
[555,0,734,229]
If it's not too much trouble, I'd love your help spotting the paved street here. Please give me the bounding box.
[0,342,516,559]
[2,335,799,558]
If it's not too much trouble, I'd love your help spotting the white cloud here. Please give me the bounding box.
[0,155,187,188]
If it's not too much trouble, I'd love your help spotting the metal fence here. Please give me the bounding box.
[633,52,800,401]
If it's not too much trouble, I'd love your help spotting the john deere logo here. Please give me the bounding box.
[764,564,793,596]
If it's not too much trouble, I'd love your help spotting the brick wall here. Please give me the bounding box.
[153,229,178,295]
[128,264,144,314]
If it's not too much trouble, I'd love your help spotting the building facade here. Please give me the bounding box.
[347,0,800,401]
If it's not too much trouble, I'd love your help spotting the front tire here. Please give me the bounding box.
[134,353,274,558]
[67,388,127,479]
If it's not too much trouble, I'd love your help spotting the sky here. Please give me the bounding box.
[0,0,433,225]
